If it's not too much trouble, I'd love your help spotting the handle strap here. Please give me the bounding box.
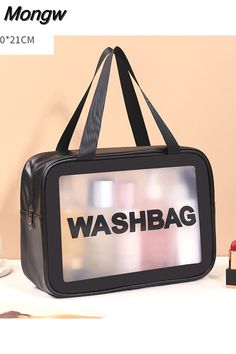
[78,47,180,159]
[115,47,179,153]
[56,47,150,152]
[115,52,150,146]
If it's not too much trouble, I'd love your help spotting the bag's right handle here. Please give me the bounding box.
[114,47,180,153]
[78,47,180,159]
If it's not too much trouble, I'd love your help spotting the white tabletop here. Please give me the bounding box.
[0,257,234,353]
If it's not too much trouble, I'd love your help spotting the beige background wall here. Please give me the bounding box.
[0,36,235,258]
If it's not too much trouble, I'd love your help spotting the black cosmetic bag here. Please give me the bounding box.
[20,47,216,297]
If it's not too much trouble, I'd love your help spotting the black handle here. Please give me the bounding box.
[56,47,150,152]
[78,47,180,159]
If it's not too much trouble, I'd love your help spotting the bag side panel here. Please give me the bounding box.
[182,147,216,275]
[20,211,49,293]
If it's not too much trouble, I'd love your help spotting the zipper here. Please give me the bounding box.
[26,154,62,230]
[28,161,35,230]
[28,204,33,230]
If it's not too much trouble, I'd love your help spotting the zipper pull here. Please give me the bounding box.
[28,205,33,230]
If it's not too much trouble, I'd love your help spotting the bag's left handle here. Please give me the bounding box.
[56,47,112,152]
[56,47,150,152]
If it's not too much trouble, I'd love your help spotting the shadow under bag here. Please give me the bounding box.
[20,47,216,297]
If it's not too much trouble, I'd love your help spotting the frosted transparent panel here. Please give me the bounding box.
[59,166,201,282]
